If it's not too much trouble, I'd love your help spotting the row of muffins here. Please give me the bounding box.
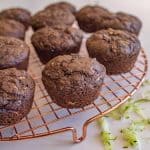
[0,2,142,73]
[0,2,142,39]
[0,2,142,125]
[0,8,33,126]
[0,2,142,35]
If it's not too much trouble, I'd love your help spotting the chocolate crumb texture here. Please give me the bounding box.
[31,26,83,63]
[42,54,106,108]
[0,36,30,70]
[0,8,31,29]
[0,19,26,40]
[86,28,141,74]
[0,68,35,125]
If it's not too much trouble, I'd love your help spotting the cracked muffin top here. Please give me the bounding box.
[45,1,76,14]
[31,8,75,31]
[86,28,141,60]
[42,54,106,108]
[0,8,31,28]
[0,36,29,69]
[0,68,35,111]
[31,26,83,52]
[42,54,105,82]
[0,19,25,39]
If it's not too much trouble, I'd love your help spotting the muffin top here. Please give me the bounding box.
[86,28,141,61]
[0,19,25,39]
[76,5,111,19]
[0,36,29,69]
[76,5,113,32]
[31,26,83,52]
[0,68,35,111]
[31,8,75,30]
[115,12,142,35]
[45,1,76,14]
[0,8,31,28]
[42,54,106,81]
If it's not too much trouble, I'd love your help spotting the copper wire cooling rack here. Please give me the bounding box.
[0,36,148,143]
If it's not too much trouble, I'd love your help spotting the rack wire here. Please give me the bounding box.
[0,31,148,143]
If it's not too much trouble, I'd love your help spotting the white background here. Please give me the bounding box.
[0,0,150,150]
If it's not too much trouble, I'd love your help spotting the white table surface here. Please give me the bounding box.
[0,0,150,150]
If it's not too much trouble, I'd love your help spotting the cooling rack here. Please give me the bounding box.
[0,30,148,143]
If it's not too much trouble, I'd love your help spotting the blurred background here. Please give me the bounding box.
[0,0,150,150]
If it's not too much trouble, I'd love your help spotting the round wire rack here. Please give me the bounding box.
[0,30,148,143]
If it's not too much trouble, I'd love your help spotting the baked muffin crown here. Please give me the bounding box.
[87,28,141,60]
[32,26,83,51]
[115,12,142,35]
[31,26,83,63]
[0,8,31,28]
[45,1,76,14]
[31,8,75,31]
[0,68,35,108]
[0,19,25,39]
[43,54,106,79]
[0,36,29,69]
[0,68,35,125]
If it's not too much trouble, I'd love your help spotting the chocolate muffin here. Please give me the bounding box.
[45,1,76,14]
[31,8,75,31]
[0,8,31,29]
[42,54,106,108]
[86,28,141,74]
[76,6,142,35]
[0,36,30,70]
[76,6,113,33]
[0,68,35,125]
[0,19,25,40]
[31,26,83,63]
[115,12,142,35]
